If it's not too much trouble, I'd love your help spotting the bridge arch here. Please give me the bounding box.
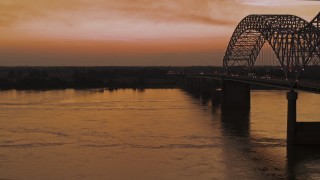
[223,12,320,85]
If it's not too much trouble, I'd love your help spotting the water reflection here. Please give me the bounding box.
[186,89,320,179]
[221,109,250,137]
[221,108,287,179]
[1,89,320,179]
[287,146,320,179]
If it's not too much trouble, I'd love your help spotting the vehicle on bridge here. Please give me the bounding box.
[261,75,271,79]
[247,73,256,79]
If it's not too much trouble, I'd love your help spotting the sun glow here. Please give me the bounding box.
[0,0,318,65]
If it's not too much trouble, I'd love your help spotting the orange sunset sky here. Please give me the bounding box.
[0,0,319,66]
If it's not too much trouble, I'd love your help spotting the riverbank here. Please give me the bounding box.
[0,67,175,90]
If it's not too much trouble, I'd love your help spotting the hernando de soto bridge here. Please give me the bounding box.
[183,12,320,145]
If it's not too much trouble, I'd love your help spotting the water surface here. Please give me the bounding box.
[0,89,320,179]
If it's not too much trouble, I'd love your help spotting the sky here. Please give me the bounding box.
[0,0,319,66]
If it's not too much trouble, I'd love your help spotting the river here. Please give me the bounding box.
[0,89,320,179]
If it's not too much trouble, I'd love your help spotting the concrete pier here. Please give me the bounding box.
[287,90,298,145]
[287,90,320,145]
[211,80,221,105]
[184,76,220,100]
[221,80,250,110]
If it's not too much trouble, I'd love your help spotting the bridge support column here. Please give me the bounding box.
[221,80,250,110]
[287,90,298,145]
[286,90,320,145]
[201,78,211,97]
[211,80,221,105]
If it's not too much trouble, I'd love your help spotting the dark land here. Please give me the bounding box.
[0,66,319,90]
[0,66,221,90]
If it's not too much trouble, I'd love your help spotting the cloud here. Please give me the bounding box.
[0,0,239,41]
[0,0,235,28]
[0,0,318,41]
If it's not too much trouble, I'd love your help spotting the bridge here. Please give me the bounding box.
[183,12,320,145]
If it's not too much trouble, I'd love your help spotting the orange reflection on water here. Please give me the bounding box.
[1,89,320,179]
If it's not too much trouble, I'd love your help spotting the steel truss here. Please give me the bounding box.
[223,12,320,87]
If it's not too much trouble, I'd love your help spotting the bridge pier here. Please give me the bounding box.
[201,78,212,98]
[221,80,250,111]
[287,90,298,145]
[287,90,320,145]
[185,77,201,95]
[211,80,221,105]
[184,76,320,145]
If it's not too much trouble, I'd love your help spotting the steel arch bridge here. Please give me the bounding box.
[223,12,320,87]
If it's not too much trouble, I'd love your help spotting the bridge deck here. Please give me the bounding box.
[185,74,320,94]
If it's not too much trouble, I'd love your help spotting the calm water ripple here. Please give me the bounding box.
[0,89,320,179]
